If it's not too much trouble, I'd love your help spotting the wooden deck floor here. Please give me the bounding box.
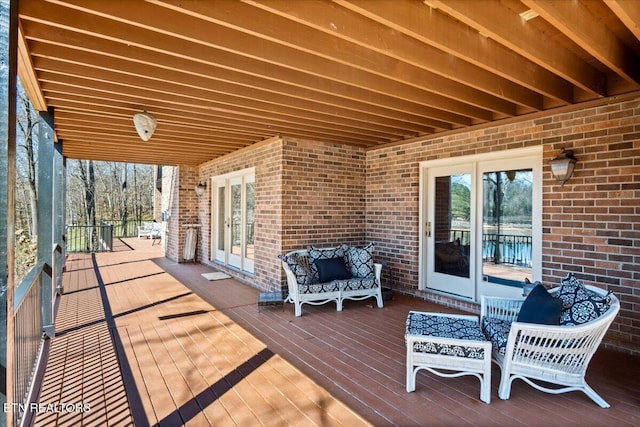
[30,238,640,426]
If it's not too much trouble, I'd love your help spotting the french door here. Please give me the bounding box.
[424,164,475,299]
[421,148,541,301]
[212,169,255,274]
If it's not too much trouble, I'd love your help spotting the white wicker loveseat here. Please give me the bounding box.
[481,274,620,408]
[279,244,383,317]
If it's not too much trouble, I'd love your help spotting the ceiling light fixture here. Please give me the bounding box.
[133,111,157,141]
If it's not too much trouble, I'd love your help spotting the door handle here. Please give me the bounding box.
[427,221,431,237]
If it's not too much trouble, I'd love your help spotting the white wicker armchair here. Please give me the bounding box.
[481,285,620,408]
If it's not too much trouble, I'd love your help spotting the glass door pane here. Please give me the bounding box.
[217,186,225,252]
[213,181,226,263]
[229,180,242,268]
[434,174,471,278]
[425,165,475,299]
[244,180,255,273]
[482,169,532,286]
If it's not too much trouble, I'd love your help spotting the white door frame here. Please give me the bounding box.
[419,146,542,301]
[210,167,255,273]
[423,163,476,299]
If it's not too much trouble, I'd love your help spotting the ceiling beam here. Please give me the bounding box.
[430,0,607,98]
[17,23,46,111]
[333,0,574,105]
[33,61,401,144]
[22,20,456,131]
[28,40,440,137]
[176,0,542,111]
[148,0,516,117]
[523,0,640,86]
[26,0,496,121]
[604,0,640,41]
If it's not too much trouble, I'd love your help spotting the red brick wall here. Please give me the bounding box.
[281,138,366,249]
[366,96,640,354]
[195,137,366,292]
[197,137,283,290]
[179,96,638,354]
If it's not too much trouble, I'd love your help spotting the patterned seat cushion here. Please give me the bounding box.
[278,253,314,286]
[336,277,377,291]
[406,313,487,360]
[481,317,512,356]
[555,273,612,326]
[298,281,341,294]
[345,243,376,279]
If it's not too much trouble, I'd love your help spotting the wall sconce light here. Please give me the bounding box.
[195,181,207,197]
[549,148,577,186]
[133,111,157,141]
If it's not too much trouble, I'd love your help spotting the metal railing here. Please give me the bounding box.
[65,221,113,253]
[443,229,533,267]
[65,219,160,253]
[12,263,48,425]
[482,233,532,267]
[99,219,146,238]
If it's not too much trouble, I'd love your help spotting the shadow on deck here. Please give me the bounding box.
[29,238,640,426]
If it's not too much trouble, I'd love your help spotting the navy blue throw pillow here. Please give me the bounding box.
[517,284,563,325]
[314,257,352,283]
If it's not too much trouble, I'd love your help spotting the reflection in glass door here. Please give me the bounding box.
[244,178,255,273]
[228,177,242,269]
[425,165,475,299]
[482,169,532,287]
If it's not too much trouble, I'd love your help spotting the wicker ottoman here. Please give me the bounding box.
[405,311,492,404]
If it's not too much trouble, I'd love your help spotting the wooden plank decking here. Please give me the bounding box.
[30,238,640,426]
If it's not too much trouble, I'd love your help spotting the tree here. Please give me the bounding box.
[16,91,40,237]
[14,86,42,282]
[78,160,97,251]
[66,160,155,238]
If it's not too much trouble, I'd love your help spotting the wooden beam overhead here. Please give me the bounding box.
[523,0,640,86]
[29,0,497,120]
[14,0,640,165]
[333,0,574,105]
[605,0,640,41]
[161,0,535,113]
[430,0,608,97]
[17,23,46,111]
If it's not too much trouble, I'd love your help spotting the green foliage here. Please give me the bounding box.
[450,181,471,220]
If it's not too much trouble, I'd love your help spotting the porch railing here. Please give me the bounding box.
[482,233,532,267]
[65,221,113,253]
[12,262,49,425]
[99,218,147,238]
[445,229,532,267]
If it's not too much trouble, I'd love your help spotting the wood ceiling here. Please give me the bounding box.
[17,0,640,166]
